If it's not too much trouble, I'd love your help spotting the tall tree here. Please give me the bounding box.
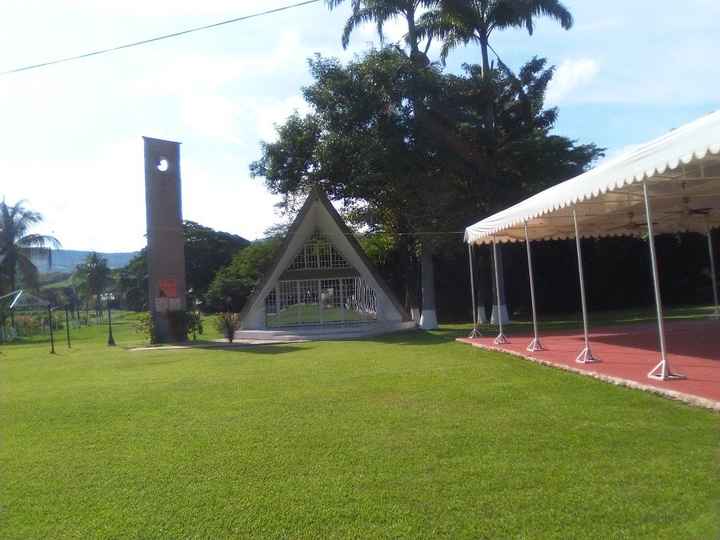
[415,0,572,321]
[206,237,282,312]
[418,0,573,74]
[250,50,602,323]
[116,221,249,311]
[0,200,60,293]
[74,252,112,313]
[326,0,448,325]
[326,0,436,63]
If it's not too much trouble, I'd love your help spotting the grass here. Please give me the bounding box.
[1,313,718,539]
[477,304,720,333]
[268,303,373,327]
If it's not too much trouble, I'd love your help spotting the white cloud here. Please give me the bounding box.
[0,139,147,252]
[253,95,312,142]
[182,160,282,242]
[180,94,242,142]
[546,58,600,106]
[51,0,311,18]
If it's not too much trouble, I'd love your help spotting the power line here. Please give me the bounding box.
[0,0,322,77]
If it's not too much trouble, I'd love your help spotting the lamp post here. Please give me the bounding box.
[65,305,72,349]
[193,297,202,341]
[102,293,116,346]
[48,304,55,354]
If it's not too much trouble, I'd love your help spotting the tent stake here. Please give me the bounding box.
[644,182,686,380]
[467,243,482,338]
[572,209,599,363]
[492,237,509,345]
[706,227,720,319]
[524,222,544,352]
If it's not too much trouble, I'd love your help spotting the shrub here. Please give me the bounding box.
[135,313,157,344]
[215,313,241,343]
[14,315,41,336]
[135,310,203,344]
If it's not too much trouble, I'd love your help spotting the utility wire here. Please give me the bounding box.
[0,0,322,77]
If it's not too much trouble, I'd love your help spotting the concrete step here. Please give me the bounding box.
[235,322,416,342]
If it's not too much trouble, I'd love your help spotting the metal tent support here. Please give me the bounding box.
[467,243,482,338]
[572,209,599,364]
[491,237,509,345]
[644,183,686,380]
[706,227,720,320]
[524,222,544,352]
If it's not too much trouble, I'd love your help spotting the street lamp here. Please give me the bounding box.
[193,297,202,341]
[48,304,56,354]
[102,292,116,346]
[64,304,71,349]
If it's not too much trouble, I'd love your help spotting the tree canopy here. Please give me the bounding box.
[117,221,249,311]
[250,48,602,309]
[206,237,282,312]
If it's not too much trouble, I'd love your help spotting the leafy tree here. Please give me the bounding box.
[326,0,436,63]
[116,222,249,311]
[74,252,112,313]
[0,199,60,294]
[183,221,249,297]
[419,0,573,73]
[206,237,282,312]
[117,249,148,311]
[250,49,602,321]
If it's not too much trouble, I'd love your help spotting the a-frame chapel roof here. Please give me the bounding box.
[238,187,410,324]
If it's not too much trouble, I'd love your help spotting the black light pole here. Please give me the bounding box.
[107,295,116,347]
[48,304,55,354]
[65,305,71,349]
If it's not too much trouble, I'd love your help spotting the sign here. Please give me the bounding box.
[159,279,178,298]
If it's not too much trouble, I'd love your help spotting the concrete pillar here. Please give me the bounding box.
[143,137,187,343]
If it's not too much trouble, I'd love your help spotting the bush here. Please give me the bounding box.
[215,313,241,343]
[206,237,281,312]
[14,315,42,336]
[135,310,203,344]
[135,313,157,343]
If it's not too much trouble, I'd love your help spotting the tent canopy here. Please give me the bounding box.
[465,111,720,245]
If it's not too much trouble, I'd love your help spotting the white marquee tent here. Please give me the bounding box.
[465,110,720,381]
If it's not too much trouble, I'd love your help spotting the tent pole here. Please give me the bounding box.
[572,209,599,363]
[524,222,544,352]
[644,182,685,381]
[706,227,720,319]
[467,243,481,338]
[492,237,509,345]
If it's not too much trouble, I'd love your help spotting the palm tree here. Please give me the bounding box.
[326,1,445,328]
[74,252,112,315]
[0,200,60,293]
[326,0,436,63]
[418,0,573,75]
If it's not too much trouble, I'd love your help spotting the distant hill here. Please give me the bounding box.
[33,250,138,274]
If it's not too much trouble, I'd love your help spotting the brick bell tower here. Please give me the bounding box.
[143,137,187,343]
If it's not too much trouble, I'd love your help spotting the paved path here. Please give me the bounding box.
[458,320,720,411]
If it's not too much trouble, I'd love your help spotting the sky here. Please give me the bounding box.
[0,0,718,252]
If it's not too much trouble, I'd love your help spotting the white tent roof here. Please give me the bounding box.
[465,111,720,245]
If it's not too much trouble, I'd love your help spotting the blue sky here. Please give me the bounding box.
[0,0,718,252]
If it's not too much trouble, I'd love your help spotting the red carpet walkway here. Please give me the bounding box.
[457,320,720,410]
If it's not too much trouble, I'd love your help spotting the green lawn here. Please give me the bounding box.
[1,314,718,539]
[268,303,373,327]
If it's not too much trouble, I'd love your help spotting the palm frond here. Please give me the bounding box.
[527,0,573,32]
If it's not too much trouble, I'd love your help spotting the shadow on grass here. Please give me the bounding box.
[214,344,308,355]
[359,328,468,346]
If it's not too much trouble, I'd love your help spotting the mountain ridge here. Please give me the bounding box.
[33,249,138,274]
